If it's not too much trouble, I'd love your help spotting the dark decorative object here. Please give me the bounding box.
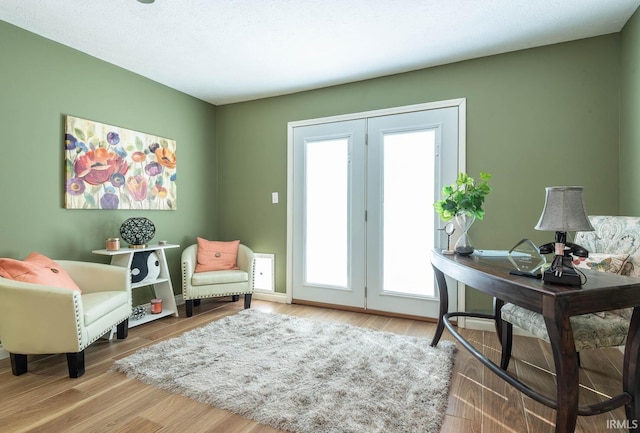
[130,305,146,321]
[120,217,155,248]
[130,251,161,284]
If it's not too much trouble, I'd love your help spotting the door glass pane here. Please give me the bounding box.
[305,138,349,288]
[383,130,435,296]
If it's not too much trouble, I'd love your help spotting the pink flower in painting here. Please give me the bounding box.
[74,148,128,185]
[126,175,148,202]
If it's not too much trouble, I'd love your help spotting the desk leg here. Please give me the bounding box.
[623,306,640,432]
[543,298,579,433]
[431,265,449,347]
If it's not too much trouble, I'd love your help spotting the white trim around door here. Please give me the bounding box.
[286,98,468,325]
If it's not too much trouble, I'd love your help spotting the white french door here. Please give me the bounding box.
[291,120,367,308]
[288,101,463,318]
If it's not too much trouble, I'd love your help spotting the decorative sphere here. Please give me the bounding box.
[120,217,155,247]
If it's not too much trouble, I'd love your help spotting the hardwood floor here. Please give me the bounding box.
[0,300,629,432]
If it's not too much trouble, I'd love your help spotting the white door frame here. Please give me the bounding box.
[286,98,468,325]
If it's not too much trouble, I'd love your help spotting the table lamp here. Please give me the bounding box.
[534,186,594,285]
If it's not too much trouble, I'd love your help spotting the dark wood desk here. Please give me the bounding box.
[430,249,640,433]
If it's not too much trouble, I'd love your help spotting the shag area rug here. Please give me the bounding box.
[112,309,456,433]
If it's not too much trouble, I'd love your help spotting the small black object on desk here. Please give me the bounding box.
[509,269,542,279]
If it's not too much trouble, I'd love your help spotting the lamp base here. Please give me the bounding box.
[542,256,582,286]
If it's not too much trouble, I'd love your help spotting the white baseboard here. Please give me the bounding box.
[463,316,536,338]
[253,291,288,303]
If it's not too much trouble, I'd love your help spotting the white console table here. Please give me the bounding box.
[92,243,179,327]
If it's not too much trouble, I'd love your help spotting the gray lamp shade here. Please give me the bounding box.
[534,186,594,232]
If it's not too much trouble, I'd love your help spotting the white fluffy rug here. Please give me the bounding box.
[112,309,456,433]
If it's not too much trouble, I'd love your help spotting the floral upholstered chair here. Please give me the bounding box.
[499,216,640,370]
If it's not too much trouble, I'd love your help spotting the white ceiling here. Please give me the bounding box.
[1,0,639,105]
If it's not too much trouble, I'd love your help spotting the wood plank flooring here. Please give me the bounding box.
[0,300,630,432]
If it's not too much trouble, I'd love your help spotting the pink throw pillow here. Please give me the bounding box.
[0,252,82,292]
[195,238,240,272]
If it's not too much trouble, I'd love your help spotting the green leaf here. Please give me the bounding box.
[83,193,96,208]
[433,171,492,222]
[86,123,95,140]
[65,159,74,175]
[74,128,86,142]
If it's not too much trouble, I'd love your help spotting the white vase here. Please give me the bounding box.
[454,214,476,256]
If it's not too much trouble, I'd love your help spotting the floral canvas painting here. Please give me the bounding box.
[64,116,177,210]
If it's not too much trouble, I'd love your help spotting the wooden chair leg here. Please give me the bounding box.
[66,351,85,378]
[193,299,201,306]
[577,351,581,367]
[10,353,27,376]
[186,300,194,317]
[232,295,240,302]
[500,320,513,370]
[117,319,128,339]
[244,294,252,309]
[493,298,505,341]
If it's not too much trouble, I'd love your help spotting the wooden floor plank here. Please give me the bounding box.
[481,331,529,433]
[440,413,482,433]
[445,329,483,426]
[509,336,557,433]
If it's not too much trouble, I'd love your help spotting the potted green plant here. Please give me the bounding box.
[434,172,492,255]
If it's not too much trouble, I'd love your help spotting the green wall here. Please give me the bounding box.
[216,35,622,312]
[0,20,218,299]
[621,8,640,216]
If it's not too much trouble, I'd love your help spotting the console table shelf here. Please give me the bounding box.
[92,243,180,328]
